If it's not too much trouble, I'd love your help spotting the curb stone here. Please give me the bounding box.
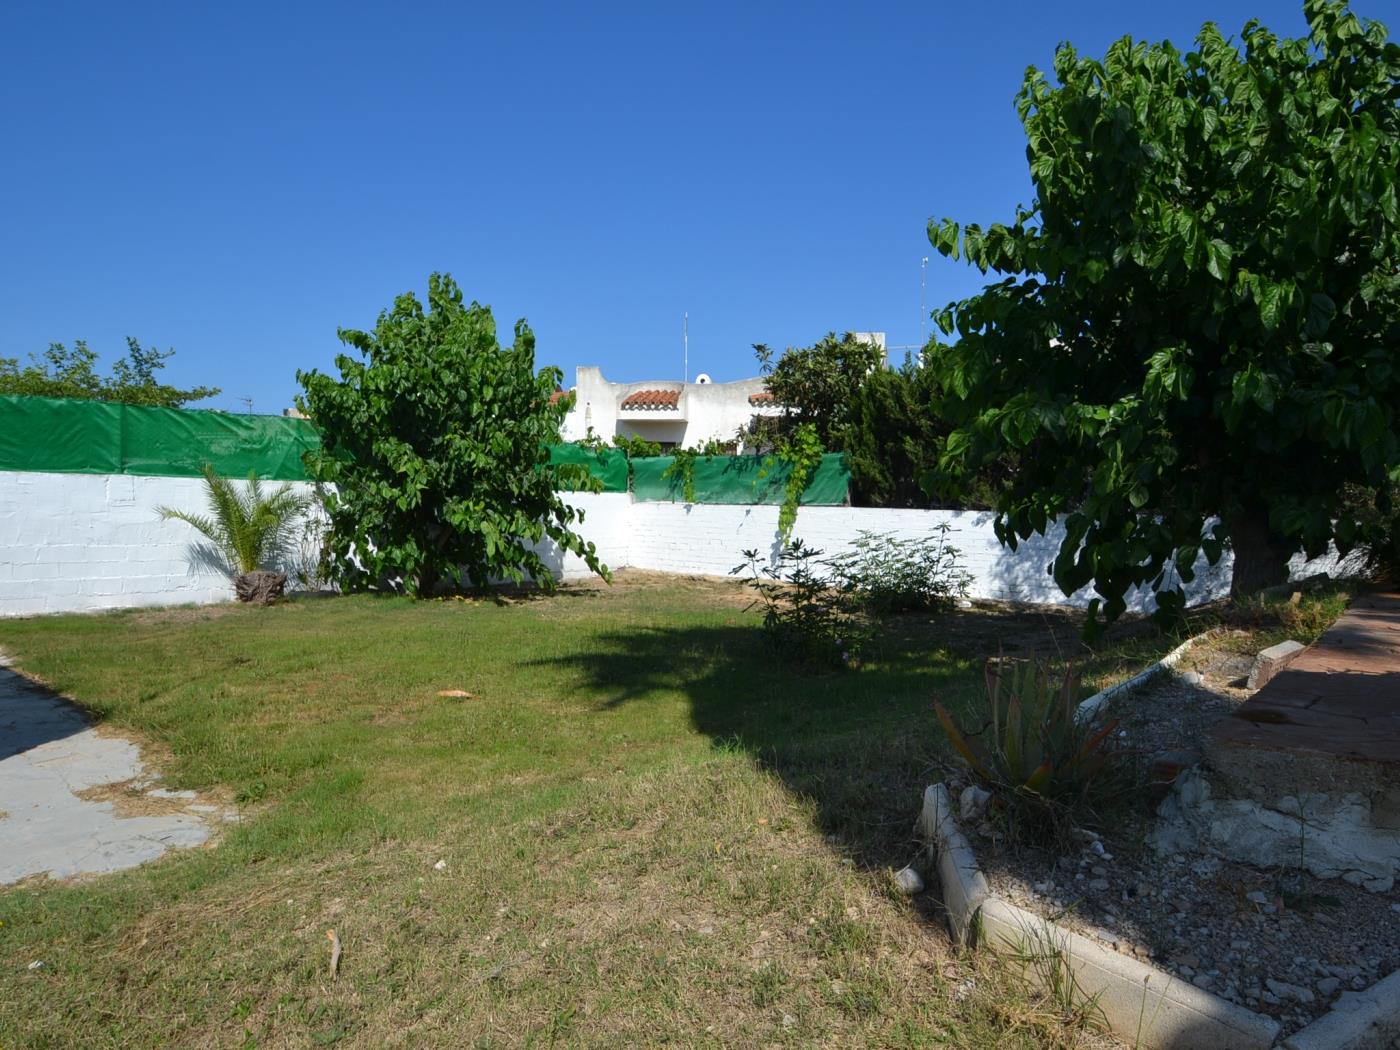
[915,784,987,946]
[921,782,1287,1049]
[978,896,1280,1050]
[1074,630,1214,724]
[1281,968,1400,1050]
[921,782,1400,1049]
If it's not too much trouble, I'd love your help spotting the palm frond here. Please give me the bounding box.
[159,464,311,576]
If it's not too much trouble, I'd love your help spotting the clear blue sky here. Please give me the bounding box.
[3,1,1395,414]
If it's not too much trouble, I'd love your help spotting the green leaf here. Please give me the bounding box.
[1205,239,1233,281]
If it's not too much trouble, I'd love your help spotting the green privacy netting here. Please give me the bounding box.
[630,452,850,505]
[0,395,322,481]
[547,443,630,492]
[0,395,850,503]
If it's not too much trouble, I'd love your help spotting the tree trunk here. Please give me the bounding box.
[1225,506,1292,599]
[235,571,287,604]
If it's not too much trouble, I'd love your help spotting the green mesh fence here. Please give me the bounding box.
[547,443,630,492]
[0,395,850,503]
[630,452,850,505]
[0,395,321,480]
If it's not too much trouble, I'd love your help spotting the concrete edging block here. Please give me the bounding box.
[1281,967,1400,1050]
[920,779,1286,1050]
[978,897,1280,1050]
[916,784,988,946]
[1075,630,1213,724]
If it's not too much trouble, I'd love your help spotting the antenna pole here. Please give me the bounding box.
[683,312,689,383]
[920,257,929,348]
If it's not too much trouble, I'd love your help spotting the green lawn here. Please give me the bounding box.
[0,572,1199,1049]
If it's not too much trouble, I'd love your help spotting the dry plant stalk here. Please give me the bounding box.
[326,928,342,979]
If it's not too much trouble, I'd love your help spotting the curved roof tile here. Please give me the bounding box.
[621,389,681,410]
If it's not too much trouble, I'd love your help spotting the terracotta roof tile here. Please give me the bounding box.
[621,389,681,410]
[549,389,572,405]
[748,390,775,405]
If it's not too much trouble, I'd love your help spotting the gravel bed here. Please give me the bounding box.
[966,636,1400,1038]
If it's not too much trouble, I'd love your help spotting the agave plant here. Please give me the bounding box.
[935,658,1118,804]
[159,464,311,602]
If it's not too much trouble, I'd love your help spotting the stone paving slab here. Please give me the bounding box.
[0,666,220,885]
[1210,592,1400,771]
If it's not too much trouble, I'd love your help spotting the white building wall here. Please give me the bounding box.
[0,470,1357,618]
[561,366,778,449]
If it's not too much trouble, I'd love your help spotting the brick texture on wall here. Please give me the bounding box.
[0,471,1355,617]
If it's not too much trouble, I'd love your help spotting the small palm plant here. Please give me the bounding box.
[159,464,311,603]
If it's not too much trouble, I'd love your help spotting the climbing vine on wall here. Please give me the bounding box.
[768,422,823,542]
[661,447,700,502]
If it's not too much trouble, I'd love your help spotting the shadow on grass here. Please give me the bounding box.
[532,605,1144,873]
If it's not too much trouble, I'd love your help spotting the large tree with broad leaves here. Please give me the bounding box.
[927,0,1400,626]
[297,273,606,596]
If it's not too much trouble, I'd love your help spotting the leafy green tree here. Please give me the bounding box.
[297,273,607,596]
[927,0,1400,624]
[0,338,219,407]
[844,358,948,508]
[749,332,887,449]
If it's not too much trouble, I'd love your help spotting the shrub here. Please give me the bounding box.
[611,433,663,459]
[935,660,1119,844]
[825,525,973,614]
[731,541,872,672]
[297,273,607,596]
[157,464,311,600]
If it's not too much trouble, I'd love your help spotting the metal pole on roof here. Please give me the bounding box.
[920,256,929,348]
[683,312,689,384]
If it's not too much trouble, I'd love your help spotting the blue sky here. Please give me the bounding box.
[3,1,1395,415]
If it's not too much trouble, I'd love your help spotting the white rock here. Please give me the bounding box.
[1363,875,1394,892]
[959,785,992,822]
[1246,890,1269,905]
[433,859,447,871]
[1090,839,1106,856]
[27,960,43,971]
[893,866,924,895]
[1316,977,1341,996]
[1181,671,1205,686]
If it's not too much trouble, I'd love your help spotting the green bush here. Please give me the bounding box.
[731,541,872,672]
[297,273,607,596]
[824,525,973,614]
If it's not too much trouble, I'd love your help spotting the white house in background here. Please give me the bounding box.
[559,333,886,451]
[559,366,780,450]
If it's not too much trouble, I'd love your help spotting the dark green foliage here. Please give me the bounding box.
[1338,481,1400,581]
[824,526,974,614]
[661,446,700,502]
[748,332,886,449]
[926,1,1400,626]
[611,432,663,459]
[843,359,945,508]
[297,273,607,596]
[0,338,219,407]
[731,541,872,672]
[935,661,1119,844]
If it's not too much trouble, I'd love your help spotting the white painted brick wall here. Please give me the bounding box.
[0,470,1358,618]
[0,471,319,616]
